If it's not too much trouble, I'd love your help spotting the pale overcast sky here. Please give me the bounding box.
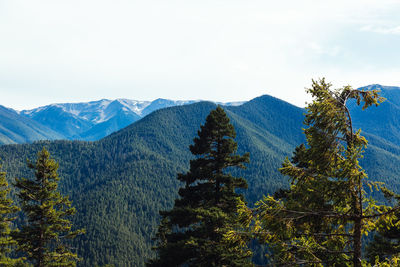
[1,0,400,110]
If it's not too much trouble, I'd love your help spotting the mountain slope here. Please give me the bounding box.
[20,99,146,140]
[21,99,148,124]
[78,109,141,141]
[22,105,93,139]
[0,105,63,144]
[350,85,400,147]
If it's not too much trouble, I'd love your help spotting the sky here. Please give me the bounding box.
[1,0,400,110]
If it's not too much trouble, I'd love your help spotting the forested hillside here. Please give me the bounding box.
[1,91,400,266]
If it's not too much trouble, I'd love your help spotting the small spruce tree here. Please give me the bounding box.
[148,106,252,266]
[0,163,23,266]
[14,148,84,267]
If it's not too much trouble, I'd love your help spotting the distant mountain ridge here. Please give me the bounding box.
[21,98,189,123]
[0,98,244,144]
[1,84,398,145]
[21,98,245,121]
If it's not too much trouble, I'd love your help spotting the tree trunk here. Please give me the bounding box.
[353,201,362,267]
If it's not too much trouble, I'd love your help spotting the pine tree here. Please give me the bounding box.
[14,148,84,267]
[148,106,252,266]
[0,164,23,266]
[250,79,397,266]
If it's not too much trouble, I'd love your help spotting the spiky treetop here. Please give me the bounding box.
[14,148,84,267]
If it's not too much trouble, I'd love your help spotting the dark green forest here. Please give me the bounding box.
[1,86,400,266]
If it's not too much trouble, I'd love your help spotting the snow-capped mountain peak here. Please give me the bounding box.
[19,98,247,141]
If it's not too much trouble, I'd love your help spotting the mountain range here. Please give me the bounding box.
[0,85,400,266]
[0,98,244,144]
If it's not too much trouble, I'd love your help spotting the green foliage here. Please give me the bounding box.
[251,79,394,266]
[14,148,84,267]
[149,106,252,266]
[0,164,23,266]
[362,254,400,266]
[365,190,400,263]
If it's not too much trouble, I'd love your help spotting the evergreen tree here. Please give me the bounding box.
[0,164,23,266]
[366,191,400,263]
[14,148,84,267]
[148,106,252,266]
[248,79,397,266]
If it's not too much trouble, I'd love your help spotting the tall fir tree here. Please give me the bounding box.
[148,106,252,266]
[14,148,84,267]
[0,164,23,266]
[245,79,398,266]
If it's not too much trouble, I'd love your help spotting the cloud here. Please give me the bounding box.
[1,0,400,110]
[360,25,400,35]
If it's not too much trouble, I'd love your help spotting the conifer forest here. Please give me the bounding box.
[1,80,400,266]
